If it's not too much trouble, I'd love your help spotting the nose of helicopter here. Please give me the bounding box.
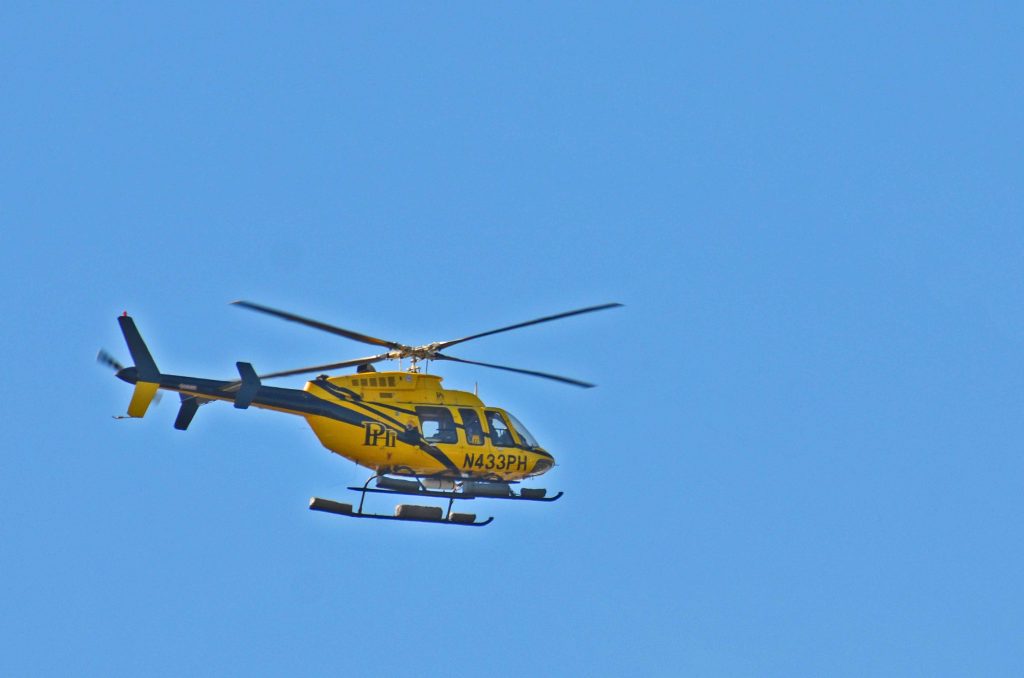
[531,454,554,475]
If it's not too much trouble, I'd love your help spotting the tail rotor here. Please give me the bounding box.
[97,349,124,372]
[98,313,163,418]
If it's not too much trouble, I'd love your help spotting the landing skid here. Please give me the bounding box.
[308,473,562,527]
[309,497,493,527]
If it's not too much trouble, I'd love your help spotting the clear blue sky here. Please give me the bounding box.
[1,3,1021,676]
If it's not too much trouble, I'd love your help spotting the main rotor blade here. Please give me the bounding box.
[219,354,390,393]
[256,354,391,380]
[434,353,595,388]
[435,303,623,351]
[231,301,404,350]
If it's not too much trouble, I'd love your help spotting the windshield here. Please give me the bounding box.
[505,412,540,449]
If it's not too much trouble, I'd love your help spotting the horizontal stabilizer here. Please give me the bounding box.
[174,396,201,430]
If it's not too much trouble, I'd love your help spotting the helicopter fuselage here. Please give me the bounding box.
[117,366,554,480]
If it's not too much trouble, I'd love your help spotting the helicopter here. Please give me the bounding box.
[99,301,621,527]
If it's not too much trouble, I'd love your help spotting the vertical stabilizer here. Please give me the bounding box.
[127,382,160,418]
[117,314,161,418]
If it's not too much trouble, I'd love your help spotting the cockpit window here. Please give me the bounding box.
[416,406,457,444]
[485,410,515,447]
[505,412,540,449]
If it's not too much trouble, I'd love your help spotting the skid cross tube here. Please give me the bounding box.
[349,473,564,502]
[348,486,564,502]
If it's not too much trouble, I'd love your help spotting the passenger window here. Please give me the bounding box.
[416,406,457,444]
[459,408,485,446]
[486,410,515,447]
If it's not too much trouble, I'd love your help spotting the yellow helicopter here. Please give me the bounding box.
[99,301,621,527]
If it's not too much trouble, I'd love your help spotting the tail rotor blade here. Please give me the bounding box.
[97,349,124,371]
